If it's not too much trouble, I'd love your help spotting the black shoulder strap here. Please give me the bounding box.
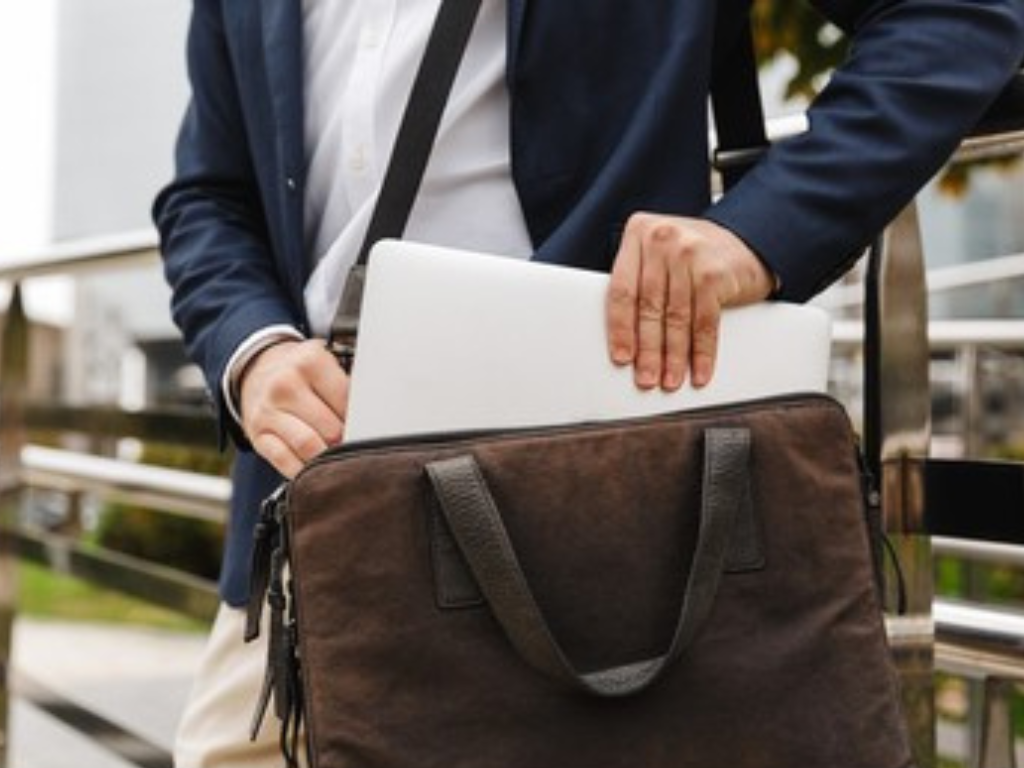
[328,0,483,362]
[710,9,769,191]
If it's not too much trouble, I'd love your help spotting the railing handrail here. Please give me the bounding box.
[0,229,158,282]
[934,536,1024,569]
[935,599,1024,680]
[820,251,1024,311]
[20,445,229,523]
[24,403,218,448]
[832,318,1024,349]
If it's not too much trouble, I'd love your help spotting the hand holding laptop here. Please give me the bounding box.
[238,339,348,479]
[606,213,777,391]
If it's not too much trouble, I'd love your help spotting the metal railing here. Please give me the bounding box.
[832,316,1024,766]
[0,235,224,768]
[810,69,1024,767]
[1,75,1023,768]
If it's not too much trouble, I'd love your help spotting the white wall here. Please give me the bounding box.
[0,1,192,401]
[57,0,192,404]
[0,0,190,334]
[53,0,190,240]
[0,1,58,255]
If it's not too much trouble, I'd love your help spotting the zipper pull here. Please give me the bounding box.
[249,654,275,743]
[267,548,293,722]
[854,439,881,512]
[854,442,887,600]
[279,579,306,768]
[246,485,287,643]
[250,544,288,741]
[245,484,305,761]
[854,441,908,615]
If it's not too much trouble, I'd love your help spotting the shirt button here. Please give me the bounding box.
[349,147,367,173]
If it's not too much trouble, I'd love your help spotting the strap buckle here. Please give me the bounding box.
[327,265,367,373]
[326,335,357,373]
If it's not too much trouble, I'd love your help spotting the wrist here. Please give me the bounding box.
[235,336,300,402]
[706,218,780,301]
[222,326,305,425]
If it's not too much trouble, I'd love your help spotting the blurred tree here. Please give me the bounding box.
[93,443,229,580]
[751,0,1020,192]
[752,0,846,100]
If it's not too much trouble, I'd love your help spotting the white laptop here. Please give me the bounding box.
[345,241,832,442]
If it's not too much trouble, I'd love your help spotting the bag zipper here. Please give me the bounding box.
[302,391,848,474]
[246,485,306,766]
[856,442,907,615]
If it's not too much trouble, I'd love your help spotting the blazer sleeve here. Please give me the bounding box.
[705,0,1024,302]
[153,0,304,445]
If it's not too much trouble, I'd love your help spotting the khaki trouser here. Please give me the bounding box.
[175,604,283,768]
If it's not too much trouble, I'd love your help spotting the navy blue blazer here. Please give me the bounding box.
[154,0,1024,606]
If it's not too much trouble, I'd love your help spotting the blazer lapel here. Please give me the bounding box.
[507,0,528,77]
[258,0,309,294]
[260,0,304,180]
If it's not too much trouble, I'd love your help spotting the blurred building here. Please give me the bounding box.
[0,0,193,407]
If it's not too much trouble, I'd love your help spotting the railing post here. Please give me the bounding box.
[0,283,29,768]
[865,202,936,767]
[958,343,983,457]
[975,677,1017,768]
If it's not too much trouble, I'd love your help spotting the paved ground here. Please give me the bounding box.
[8,618,207,768]
[7,617,1024,768]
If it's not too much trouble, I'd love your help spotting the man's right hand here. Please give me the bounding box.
[239,339,349,478]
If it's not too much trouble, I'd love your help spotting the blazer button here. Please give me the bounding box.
[286,177,298,193]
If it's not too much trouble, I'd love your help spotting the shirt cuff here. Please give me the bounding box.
[221,325,306,427]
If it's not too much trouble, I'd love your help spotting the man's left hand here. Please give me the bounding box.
[606,213,776,391]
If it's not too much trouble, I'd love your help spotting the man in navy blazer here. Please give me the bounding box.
[155,0,1023,764]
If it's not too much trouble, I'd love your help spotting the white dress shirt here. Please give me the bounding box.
[301,0,533,337]
[225,0,532,418]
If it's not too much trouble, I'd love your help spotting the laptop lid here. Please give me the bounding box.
[345,241,832,442]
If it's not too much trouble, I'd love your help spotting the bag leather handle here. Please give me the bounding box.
[425,427,751,697]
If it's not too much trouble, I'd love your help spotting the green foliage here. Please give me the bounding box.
[93,441,227,581]
[936,555,1024,607]
[751,0,1020,192]
[935,557,965,599]
[94,505,224,580]
[985,442,1024,462]
[17,560,206,631]
[141,441,232,477]
[752,0,847,100]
